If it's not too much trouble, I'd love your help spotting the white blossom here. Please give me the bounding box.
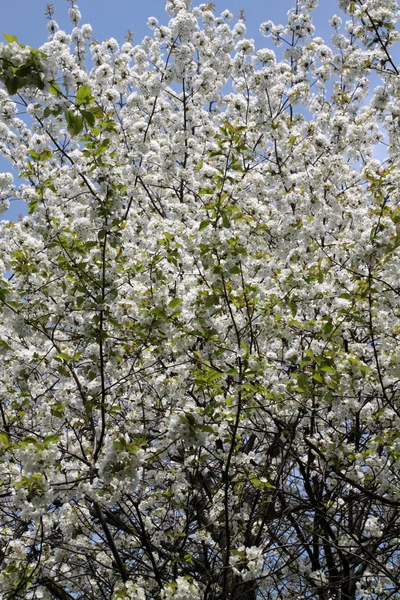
[0,1,399,598]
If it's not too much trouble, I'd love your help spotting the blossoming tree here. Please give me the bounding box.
[0,0,400,598]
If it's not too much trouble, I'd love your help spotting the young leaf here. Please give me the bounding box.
[75,85,93,105]
[199,220,210,231]
[3,33,18,43]
[65,110,84,137]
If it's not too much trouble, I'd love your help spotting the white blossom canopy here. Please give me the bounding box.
[0,1,400,599]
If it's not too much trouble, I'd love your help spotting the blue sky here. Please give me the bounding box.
[1,0,341,221]
[2,0,337,48]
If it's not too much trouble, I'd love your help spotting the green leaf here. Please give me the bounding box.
[30,47,46,58]
[323,319,334,336]
[229,265,240,274]
[168,298,182,309]
[28,149,39,160]
[188,329,203,337]
[95,138,110,156]
[12,65,31,77]
[205,294,219,307]
[4,77,19,95]
[75,85,93,105]
[87,106,104,119]
[48,81,61,96]
[200,425,215,434]
[226,368,238,375]
[51,402,64,418]
[38,150,53,161]
[65,110,83,137]
[28,198,39,214]
[221,212,231,228]
[44,434,60,446]
[223,121,236,133]
[0,432,10,445]
[19,437,38,447]
[52,106,63,117]
[296,373,308,392]
[82,110,96,128]
[184,412,196,426]
[3,33,18,43]
[312,372,324,384]
[250,475,275,490]
[209,150,224,157]
[0,338,11,351]
[206,369,224,382]
[288,299,297,317]
[262,480,276,489]
[250,475,262,487]
[321,365,335,374]
[199,220,210,231]
[231,549,246,558]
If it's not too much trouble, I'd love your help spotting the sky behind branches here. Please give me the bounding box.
[0,0,343,221]
[3,0,337,49]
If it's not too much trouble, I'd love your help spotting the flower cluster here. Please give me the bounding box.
[0,0,399,599]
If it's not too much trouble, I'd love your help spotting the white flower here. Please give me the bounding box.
[81,24,93,38]
[260,20,273,37]
[233,22,246,39]
[364,516,382,538]
[68,6,81,26]
[147,17,159,30]
[329,14,342,28]
[104,87,120,103]
[310,570,328,586]
[30,134,48,152]
[235,39,255,55]
[0,172,13,194]
[95,63,112,81]
[104,37,119,53]
[221,10,233,21]
[161,577,201,600]
[47,20,59,35]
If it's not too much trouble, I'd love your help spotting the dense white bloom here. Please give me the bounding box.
[221,9,233,21]
[260,20,274,37]
[329,14,342,28]
[147,16,159,29]
[0,1,399,599]
[47,20,59,35]
[68,6,81,26]
[161,577,201,600]
[81,23,93,37]
[0,171,13,193]
[232,22,246,39]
